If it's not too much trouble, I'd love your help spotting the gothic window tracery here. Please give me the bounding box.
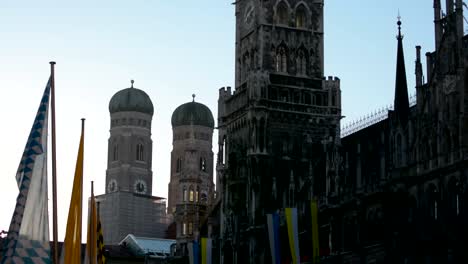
[276,46,288,73]
[296,48,307,75]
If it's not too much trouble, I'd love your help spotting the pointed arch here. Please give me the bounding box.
[276,44,288,73]
[295,3,308,28]
[275,1,290,25]
[296,46,308,75]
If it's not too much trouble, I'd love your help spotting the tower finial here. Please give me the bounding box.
[397,12,403,40]
[131,79,134,88]
[192,94,196,102]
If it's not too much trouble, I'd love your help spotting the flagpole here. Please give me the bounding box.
[50,61,59,264]
[90,181,95,264]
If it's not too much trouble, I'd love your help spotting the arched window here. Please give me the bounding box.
[176,158,182,173]
[296,48,307,75]
[182,222,187,235]
[183,187,187,202]
[295,5,307,28]
[189,187,194,202]
[277,2,289,25]
[113,144,119,161]
[195,186,200,202]
[188,222,193,235]
[200,157,207,172]
[276,46,288,72]
[136,143,144,161]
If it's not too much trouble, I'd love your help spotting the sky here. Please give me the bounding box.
[0,0,453,242]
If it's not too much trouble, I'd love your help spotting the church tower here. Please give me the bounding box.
[168,95,215,246]
[96,81,168,245]
[218,0,341,262]
[106,80,154,195]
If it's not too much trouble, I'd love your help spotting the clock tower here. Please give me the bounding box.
[218,0,340,262]
[96,81,169,244]
[106,80,154,196]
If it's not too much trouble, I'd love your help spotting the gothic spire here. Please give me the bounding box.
[394,16,409,124]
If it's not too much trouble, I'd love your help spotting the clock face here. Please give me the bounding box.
[108,179,117,193]
[244,4,255,29]
[134,179,147,194]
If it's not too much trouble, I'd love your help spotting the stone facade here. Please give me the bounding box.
[214,0,468,263]
[321,1,468,262]
[217,0,341,262]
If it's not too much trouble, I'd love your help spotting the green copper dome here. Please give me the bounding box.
[171,98,214,128]
[109,84,154,115]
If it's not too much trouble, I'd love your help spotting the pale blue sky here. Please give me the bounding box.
[0,0,450,241]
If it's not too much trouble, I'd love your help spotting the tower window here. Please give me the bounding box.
[188,222,193,235]
[189,187,194,202]
[176,158,182,173]
[183,187,187,202]
[276,46,288,73]
[296,49,307,75]
[196,186,200,202]
[182,222,187,235]
[200,157,207,172]
[276,1,289,25]
[136,143,144,161]
[295,5,306,28]
[113,145,119,161]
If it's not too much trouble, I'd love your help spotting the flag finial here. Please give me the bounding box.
[131,80,134,88]
[192,94,196,102]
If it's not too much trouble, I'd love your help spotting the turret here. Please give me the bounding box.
[394,18,410,124]
[415,46,423,87]
[434,0,443,50]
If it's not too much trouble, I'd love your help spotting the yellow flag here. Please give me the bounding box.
[62,122,85,263]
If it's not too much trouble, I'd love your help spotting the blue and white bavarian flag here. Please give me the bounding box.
[2,79,52,264]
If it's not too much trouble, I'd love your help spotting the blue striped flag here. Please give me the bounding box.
[267,213,281,264]
[1,79,52,264]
